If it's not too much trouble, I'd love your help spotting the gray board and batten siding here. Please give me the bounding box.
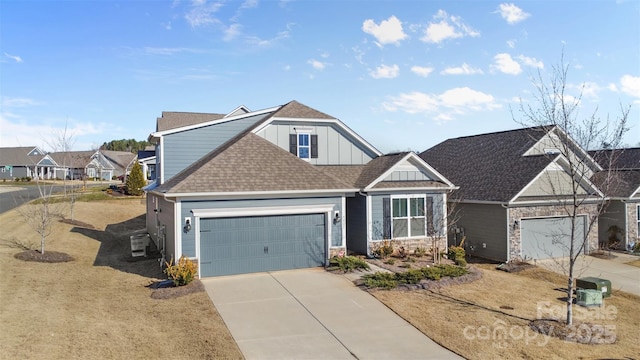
[162,113,270,181]
[180,196,344,259]
[454,203,508,262]
[256,122,376,165]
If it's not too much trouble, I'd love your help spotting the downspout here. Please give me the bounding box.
[621,199,628,250]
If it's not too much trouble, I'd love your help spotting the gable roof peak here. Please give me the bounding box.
[273,100,335,119]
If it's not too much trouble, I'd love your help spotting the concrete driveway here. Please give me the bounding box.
[536,252,640,296]
[202,268,463,360]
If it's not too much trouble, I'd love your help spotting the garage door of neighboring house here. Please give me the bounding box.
[199,213,326,277]
[521,216,586,259]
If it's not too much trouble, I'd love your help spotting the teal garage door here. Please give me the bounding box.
[521,216,586,259]
[199,213,326,277]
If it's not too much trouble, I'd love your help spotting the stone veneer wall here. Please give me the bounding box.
[508,204,599,261]
[329,247,347,258]
[370,237,447,257]
[627,202,639,248]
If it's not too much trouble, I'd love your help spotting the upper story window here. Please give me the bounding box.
[298,133,310,159]
[289,133,318,160]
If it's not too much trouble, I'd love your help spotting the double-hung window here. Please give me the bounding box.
[392,196,427,238]
[298,133,310,159]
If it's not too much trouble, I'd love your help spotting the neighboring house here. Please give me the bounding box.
[137,147,156,182]
[146,101,455,277]
[49,150,115,180]
[0,146,59,180]
[420,126,603,262]
[590,148,640,250]
[101,150,138,179]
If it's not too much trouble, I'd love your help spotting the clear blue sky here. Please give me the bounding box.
[1,0,639,152]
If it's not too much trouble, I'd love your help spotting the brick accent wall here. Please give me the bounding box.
[329,247,347,258]
[508,204,599,261]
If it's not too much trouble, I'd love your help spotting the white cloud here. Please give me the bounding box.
[3,52,23,63]
[0,114,107,150]
[411,66,434,77]
[383,87,500,120]
[506,40,516,48]
[1,97,39,108]
[620,74,640,101]
[370,64,399,79]
[362,15,408,46]
[421,10,479,44]
[497,3,530,24]
[308,59,326,70]
[185,0,224,27]
[492,53,522,75]
[245,29,290,47]
[580,81,601,98]
[223,23,242,41]
[517,55,543,68]
[440,63,483,75]
[383,92,439,114]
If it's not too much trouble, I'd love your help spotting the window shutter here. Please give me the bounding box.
[289,134,297,155]
[311,135,318,158]
[382,197,391,240]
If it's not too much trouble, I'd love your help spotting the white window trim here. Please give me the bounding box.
[297,133,311,160]
[391,195,427,239]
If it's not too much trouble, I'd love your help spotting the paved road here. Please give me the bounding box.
[203,268,463,360]
[0,183,103,214]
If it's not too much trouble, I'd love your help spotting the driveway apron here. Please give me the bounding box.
[536,253,640,296]
[202,268,463,360]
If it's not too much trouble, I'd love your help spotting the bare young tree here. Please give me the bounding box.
[47,122,78,221]
[513,55,630,326]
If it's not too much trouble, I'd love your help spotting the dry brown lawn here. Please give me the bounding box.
[0,199,243,359]
[625,258,640,268]
[371,263,640,359]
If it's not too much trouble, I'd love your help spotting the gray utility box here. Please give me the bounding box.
[576,289,603,307]
[576,277,611,298]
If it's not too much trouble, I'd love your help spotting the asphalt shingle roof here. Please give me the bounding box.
[589,148,640,170]
[419,127,555,202]
[156,112,226,132]
[0,146,47,166]
[271,100,335,119]
[156,133,354,194]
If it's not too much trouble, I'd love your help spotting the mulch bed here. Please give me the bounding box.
[14,250,74,263]
[530,319,617,344]
[59,218,95,229]
[148,279,205,300]
[496,261,536,273]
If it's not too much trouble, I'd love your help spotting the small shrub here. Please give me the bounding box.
[397,246,408,258]
[448,246,466,266]
[436,264,468,278]
[328,255,370,273]
[399,263,412,269]
[396,269,424,284]
[362,272,398,289]
[414,246,427,257]
[406,256,416,263]
[384,258,396,265]
[371,240,395,259]
[164,255,198,286]
[633,242,640,253]
[420,267,442,281]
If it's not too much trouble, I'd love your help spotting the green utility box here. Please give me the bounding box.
[576,277,611,298]
[576,289,603,307]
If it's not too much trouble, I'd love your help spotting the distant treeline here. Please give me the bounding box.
[101,139,152,153]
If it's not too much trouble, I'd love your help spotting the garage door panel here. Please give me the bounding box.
[521,216,586,260]
[200,213,326,277]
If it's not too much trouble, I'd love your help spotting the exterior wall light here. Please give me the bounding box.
[184,218,192,233]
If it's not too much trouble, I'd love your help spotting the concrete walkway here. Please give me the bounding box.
[202,268,463,360]
[536,252,640,296]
